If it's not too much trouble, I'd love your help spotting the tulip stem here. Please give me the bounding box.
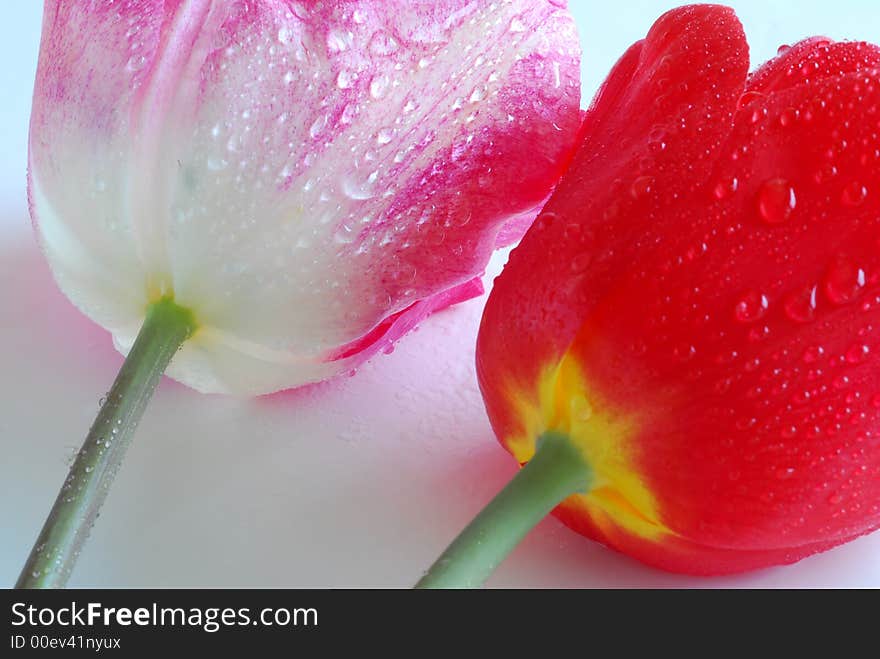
[415,431,591,588]
[16,297,196,589]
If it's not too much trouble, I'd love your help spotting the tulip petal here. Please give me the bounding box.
[746,37,880,97]
[31,0,581,393]
[479,3,748,439]
[479,6,880,574]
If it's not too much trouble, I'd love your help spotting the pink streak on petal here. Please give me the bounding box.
[30,0,583,394]
[326,276,484,363]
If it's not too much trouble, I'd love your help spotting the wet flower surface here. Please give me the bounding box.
[478,4,880,574]
[30,0,581,394]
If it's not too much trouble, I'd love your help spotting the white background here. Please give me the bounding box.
[3,1,880,587]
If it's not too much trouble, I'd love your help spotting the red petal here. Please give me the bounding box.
[746,38,880,97]
[479,10,880,573]
[479,4,749,441]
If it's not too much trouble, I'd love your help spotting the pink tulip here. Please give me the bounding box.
[29,0,581,394]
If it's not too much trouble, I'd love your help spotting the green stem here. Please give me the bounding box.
[16,297,196,589]
[415,431,592,589]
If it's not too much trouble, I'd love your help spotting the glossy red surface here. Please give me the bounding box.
[478,4,880,574]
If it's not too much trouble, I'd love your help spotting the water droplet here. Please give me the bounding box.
[784,285,818,322]
[846,343,870,364]
[803,345,825,363]
[340,104,357,124]
[841,181,868,207]
[126,54,147,72]
[334,223,356,244]
[336,69,354,89]
[648,127,667,152]
[376,128,393,145]
[748,325,771,342]
[737,91,765,109]
[342,171,377,200]
[734,291,769,323]
[673,343,696,361]
[369,31,399,56]
[757,178,796,224]
[630,176,654,199]
[309,114,328,138]
[824,256,866,304]
[749,107,768,124]
[713,176,739,200]
[736,417,757,430]
[779,107,798,127]
[326,29,349,52]
[812,158,839,182]
[369,75,390,99]
[776,466,795,479]
[833,375,850,389]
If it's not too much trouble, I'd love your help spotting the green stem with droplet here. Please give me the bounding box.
[415,431,592,589]
[16,297,197,589]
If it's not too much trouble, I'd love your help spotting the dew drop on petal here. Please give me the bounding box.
[784,285,818,322]
[737,90,765,109]
[630,176,654,199]
[713,176,738,200]
[369,30,399,56]
[846,343,870,364]
[369,75,390,99]
[309,114,327,138]
[509,16,526,33]
[757,178,796,224]
[779,107,798,127]
[841,181,868,207]
[776,467,795,479]
[802,345,825,363]
[336,69,354,89]
[734,291,769,323]
[824,256,866,305]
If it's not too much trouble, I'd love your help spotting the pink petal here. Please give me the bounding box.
[30,0,581,393]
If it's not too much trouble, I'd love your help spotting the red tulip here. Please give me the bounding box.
[473,4,880,576]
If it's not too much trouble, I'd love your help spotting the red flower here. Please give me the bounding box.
[477,4,880,574]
